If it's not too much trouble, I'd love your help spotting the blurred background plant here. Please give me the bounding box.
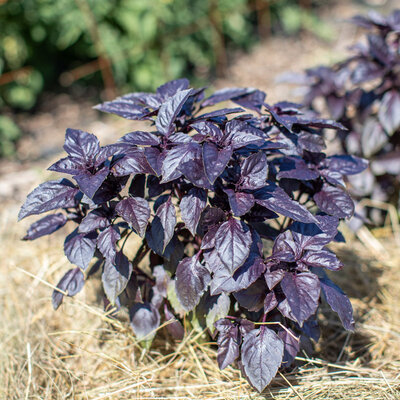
[0,0,331,110]
[293,8,400,229]
[0,115,21,158]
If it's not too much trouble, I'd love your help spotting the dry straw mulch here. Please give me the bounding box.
[1,201,400,399]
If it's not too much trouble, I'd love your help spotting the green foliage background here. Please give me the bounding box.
[0,0,332,106]
[0,0,330,157]
[1,0,255,110]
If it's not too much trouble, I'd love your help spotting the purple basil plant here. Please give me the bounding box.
[298,9,400,226]
[19,79,367,392]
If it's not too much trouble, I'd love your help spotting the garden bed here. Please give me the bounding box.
[1,199,399,399]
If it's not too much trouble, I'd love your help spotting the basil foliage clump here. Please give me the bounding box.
[19,79,366,392]
[300,9,400,226]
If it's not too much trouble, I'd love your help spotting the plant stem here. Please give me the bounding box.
[120,230,133,251]
[132,241,150,269]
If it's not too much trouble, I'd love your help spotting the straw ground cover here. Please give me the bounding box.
[1,188,399,399]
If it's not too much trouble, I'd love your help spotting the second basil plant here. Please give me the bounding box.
[19,79,366,392]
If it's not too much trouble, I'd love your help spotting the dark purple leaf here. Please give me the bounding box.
[200,225,219,250]
[277,298,295,322]
[352,60,382,84]
[129,174,146,198]
[161,143,200,183]
[297,132,326,154]
[351,11,387,29]
[200,206,226,228]
[97,225,121,262]
[144,147,162,176]
[302,317,320,342]
[326,94,346,120]
[278,157,319,181]
[264,264,286,290]
[320,277,355,331]
[169,132,195,144]
[195,107,244,121]
[191,121,224,142]
[102,251,132,304]
[280,272,320,326]
[295,116,346,130]
[319,169,345,187]
[314,184,354,218]
[323,155,368,176]
[151,265,170,308]
[120,131,160,146]
[239,153,269,190]
[164,304,184,340]
[112,148,154,177]
[241,328,284,392]
[146,176,167,199]
[74,167,109,199]
[89,175,129,205]
[79,209,110,233]
[264,291,278,314]
[273,101,302,113]
[302,249,343,271]
[224,189,255,217]
[48,156,83,175]
[179,148,213,189]
[156,89,192,135]
[239,319,255,336]
[215,319,240,370]
[154,197,176,251]
[23,213,67,240]
[52,267,85,310]
[202,142,232,184]
[63,128,100,164]
[211,233,264,295]
[271,232,300,261]
[233,89,266,112]
[215,218,252,274]
[265,106,295,131]
[224,120,265,149]
[64,229,97,270]
[116,197,150,237]
[203,248,226,274]
[371,151,400,175]
[175,255,211,311]
[163,235,185,269]
[288,215,339,249]
[202,87,255,107]
[255,184,319,225]
[95,144,125,166]
[18,179,79,220]
[268,106,337,132]
[368,34,391,65]
[180,188,207,235]
[378,90,400,135]
[130,302,161,340]
[94,94,153,120]
[361,119,387,157]
[278,328,300,367]
[157,78,190,99]
[211,255,265,295]
[145,219,167,256]
[233,279,267,311]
